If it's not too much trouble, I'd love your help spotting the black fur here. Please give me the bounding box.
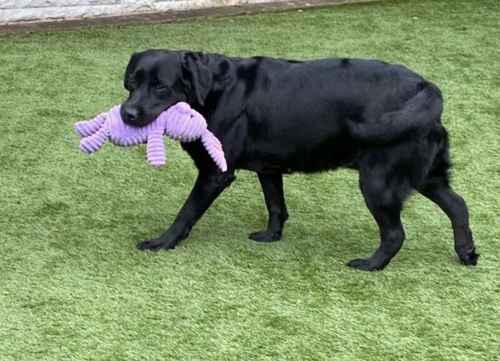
[121,50,478,271]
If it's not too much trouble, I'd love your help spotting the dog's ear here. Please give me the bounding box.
[181,52,213,106]
[124,52,140,90]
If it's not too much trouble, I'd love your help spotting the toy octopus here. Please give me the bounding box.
[74,102,227,172]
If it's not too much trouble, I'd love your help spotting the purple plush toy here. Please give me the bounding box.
[74,102,227,172]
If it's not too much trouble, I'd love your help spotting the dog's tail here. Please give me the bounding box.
[348,82,443,144]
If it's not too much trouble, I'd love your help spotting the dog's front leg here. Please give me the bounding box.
[249,172,288,242]
[137,171,236,251]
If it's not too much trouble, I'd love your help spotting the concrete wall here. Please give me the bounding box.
[0,0,283,25]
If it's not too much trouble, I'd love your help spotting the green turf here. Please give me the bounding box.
[1,0,499,360]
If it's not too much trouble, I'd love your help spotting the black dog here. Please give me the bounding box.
[120,50,478,271]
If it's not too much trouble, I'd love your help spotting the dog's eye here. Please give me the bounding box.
[155,83,169,92]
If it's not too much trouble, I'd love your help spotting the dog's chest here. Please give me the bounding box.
[239,159,294,174]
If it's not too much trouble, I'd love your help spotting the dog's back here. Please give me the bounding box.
[234,57,440,175]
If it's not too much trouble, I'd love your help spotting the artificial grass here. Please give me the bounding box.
[0,0,499,360]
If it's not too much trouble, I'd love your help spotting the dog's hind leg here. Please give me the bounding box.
[249,172,288,242]
[417,129,478,265]
[416,142,479,267]
[347,165,411,271]
[418,183,478,265]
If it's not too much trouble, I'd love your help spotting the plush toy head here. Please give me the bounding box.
[74,102,227,171]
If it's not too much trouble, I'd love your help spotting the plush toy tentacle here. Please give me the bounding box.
[74,112,107,137]
[146,129,166,167]
[201,130,228,172]
[79,126,109,154]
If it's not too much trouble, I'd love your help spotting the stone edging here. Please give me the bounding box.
[0,0,382,34]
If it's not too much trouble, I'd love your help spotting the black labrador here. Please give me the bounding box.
[120,50,478,271]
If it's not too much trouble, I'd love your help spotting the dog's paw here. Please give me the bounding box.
[248,230,281,243]
[346,258,385,272]
[458,247,479,266]
[136,238,176,251]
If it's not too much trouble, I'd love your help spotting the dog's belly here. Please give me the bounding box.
[239,134,360,173]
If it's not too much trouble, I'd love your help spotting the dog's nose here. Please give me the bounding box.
[123,107,139,123]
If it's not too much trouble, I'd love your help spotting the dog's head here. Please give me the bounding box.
[121,50,213,127]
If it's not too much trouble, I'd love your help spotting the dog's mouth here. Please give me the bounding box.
[124,118,152,127]
[121,103,174,127]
